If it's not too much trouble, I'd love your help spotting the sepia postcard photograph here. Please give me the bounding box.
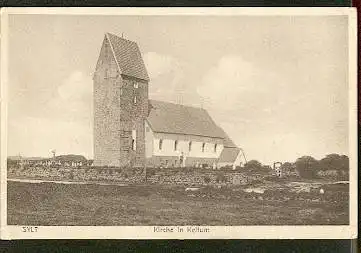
[0,8,357,239]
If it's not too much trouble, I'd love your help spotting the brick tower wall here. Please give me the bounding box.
[93,36,149,167]
[120,76,148,167]
[93,38,122,166]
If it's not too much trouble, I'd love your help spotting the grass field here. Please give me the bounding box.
[7,181,348,226]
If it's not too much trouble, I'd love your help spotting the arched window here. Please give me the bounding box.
[214,144,217,153]
[159,139,163,150]
[174,140,178,151]
[120,88,123,96]
[133,96,137,104]
[188,141,192,152]
[202,143,205,152]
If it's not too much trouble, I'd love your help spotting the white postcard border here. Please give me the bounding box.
[0,7,357,240]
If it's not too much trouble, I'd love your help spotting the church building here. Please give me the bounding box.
[93,33,244,169]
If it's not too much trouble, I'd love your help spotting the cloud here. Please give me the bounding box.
[196,55,286,128]
[143,52,179,79]
[8,116,93,158]
[48,70,93,121]
[57,71,92,101]
[143,52,188,103]
[196,55,348,165]
[8,71,94,158]
[197,55,285,111]
[196,55,290,163]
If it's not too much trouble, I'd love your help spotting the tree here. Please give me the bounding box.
[244,160,272,174]
[294,156,319,179]
[319,154,349,171]
[245,160,262,169]
[280,162,293,171]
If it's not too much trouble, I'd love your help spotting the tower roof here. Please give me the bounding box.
[106,33,150,81]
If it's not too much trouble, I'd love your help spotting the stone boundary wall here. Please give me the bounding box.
[145,167,263,185]
[7,165,265,186]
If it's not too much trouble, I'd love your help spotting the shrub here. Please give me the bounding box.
[201,164,210,169]
[68,172,74,180]
[146,169,156,177]
[204,176,211,184]
[294,156,319,179]
[219,166,233,171]
[215,172,226,183]
[244,160,272,175]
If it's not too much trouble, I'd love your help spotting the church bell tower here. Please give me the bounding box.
[93,33,150,167]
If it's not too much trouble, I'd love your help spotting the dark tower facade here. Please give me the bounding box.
[93,33,149,167]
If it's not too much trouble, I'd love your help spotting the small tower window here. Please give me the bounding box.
[159,139,163,150]
[214,144,217,153]
[133,96,137,104]
[120,88,123,96]
[174,140,178,151]
[132,129,137,151]
[104,68,109,79]
[202,143,206,152]
[133,82,139,89]
[188,141,192,152]
[132,139,135,151]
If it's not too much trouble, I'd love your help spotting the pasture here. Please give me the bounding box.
[7,180,348,226]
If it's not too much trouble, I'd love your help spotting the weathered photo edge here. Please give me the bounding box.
[0,7,358,240]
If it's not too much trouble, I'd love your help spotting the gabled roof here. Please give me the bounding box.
[147,100,226,139]
[217,127,237,148]
[218,147,241,163]
[106,33,149,81]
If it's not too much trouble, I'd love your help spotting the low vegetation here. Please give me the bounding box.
[6,153,349,225]
[241,153,349,180]
[7,180,348,226]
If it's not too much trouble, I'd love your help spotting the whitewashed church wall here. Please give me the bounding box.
[151,132,224,158]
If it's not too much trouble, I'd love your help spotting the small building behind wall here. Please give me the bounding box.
[217,147,244,170]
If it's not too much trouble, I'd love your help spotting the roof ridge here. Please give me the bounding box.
[150,99,204,111]
[106,32,137,44]
[105,33,122,76]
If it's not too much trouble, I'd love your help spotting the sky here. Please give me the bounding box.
[7,14,350,164]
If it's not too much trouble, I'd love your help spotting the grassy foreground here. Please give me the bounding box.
[7,181,348,226]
